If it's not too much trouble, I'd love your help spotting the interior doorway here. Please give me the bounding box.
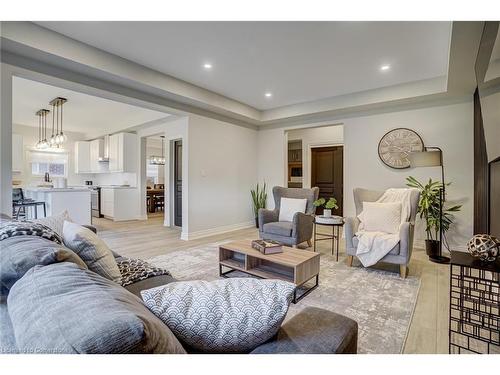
[145,135,166,219]
[173,140,183,227]
[311,146,344,216]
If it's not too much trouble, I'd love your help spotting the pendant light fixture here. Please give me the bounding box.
[149,136,166,165]
[35,109,50,149]
[49,97,68,146]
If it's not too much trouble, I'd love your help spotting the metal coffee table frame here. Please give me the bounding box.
[219,264,319,304]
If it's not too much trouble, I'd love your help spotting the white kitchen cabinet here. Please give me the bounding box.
[74,141,91,173]
[90,139,108,173]
[100,187,139,221]
[100,188,115,218]
[12,134,23,172]
[108,133,138,173]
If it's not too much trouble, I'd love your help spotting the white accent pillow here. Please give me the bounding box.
[141,278,295,353]
[32,210,72,237]
[359,202,402,234]
[62,221,121,283]
[278,197,307,222]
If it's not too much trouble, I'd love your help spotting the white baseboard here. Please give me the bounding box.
[181,221,255,241]
[414,239,467,252]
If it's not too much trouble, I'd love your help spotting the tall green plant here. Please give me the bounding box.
[406,176,461,241]
[251,182,267,218]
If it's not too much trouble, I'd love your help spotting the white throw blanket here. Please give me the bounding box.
[355,188,415,267]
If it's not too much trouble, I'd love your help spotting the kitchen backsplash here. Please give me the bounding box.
[93,172,137,187]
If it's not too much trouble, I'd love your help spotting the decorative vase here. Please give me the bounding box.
[425,239,440,257]
[323,209,332,218]
[255,217,259,229]
[467,234,500,262]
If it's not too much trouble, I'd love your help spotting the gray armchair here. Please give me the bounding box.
[344,188,420,278]
[258,186,319,247]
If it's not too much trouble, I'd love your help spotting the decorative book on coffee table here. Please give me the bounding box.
[251,240,283,254]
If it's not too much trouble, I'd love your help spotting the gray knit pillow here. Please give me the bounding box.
[62,221,121,283]
[141,278,295,353]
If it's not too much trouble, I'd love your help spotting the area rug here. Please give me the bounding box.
[147,241,421,354]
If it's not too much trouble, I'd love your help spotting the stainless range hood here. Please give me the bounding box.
[98,135,110,162]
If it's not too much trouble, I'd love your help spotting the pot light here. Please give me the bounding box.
[265,92,273,98]
[203,63,213,70]
[380,64,391,71]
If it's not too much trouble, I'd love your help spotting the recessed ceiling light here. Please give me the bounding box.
[203,63,213,70]
[380,64,391,71]
[265,92,273,98]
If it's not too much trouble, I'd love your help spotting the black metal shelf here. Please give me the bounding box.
[449,251,500,354]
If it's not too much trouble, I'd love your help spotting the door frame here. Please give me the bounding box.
[138,123,187,232]
[307,142,343,189]
[169,138,183,228]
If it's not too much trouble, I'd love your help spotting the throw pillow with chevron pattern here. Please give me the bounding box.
[141,278,295,353]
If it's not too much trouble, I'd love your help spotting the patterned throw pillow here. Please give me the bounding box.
[141,278,295,353]
[0,221,63,244]
[117,257,171,287]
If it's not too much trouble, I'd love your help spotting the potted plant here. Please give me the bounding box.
[313,197,338,217]
[251,182,267,228]
[406,176,462,256]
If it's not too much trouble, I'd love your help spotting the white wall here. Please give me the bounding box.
[258,102,474,249]
[137,117,189,230]
[187,115,258,238]
[12,123,93,187]
[287,125,344,188]
[343,102,473,249]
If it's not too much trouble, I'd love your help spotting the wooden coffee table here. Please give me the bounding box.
[218,241,320,303]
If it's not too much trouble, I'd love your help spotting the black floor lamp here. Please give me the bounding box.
[409,147,450,264]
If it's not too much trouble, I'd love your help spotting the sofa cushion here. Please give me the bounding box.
[141,278,295,353]
[0,236,86,300]
[63,221,122,283]
[0,303,17,354]
[7,262,186,354]
[353,236,400,255]
[124,274,177,298]
[263,221,293,237]
[250,307,358,354]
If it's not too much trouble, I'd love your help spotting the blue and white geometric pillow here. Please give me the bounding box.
[141,278,295,353]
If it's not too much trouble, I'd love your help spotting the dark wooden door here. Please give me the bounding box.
[311,146,343,216]
[174,140,182,227]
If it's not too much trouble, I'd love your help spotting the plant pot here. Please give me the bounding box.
[425,239,440,257]
[255,217,259,228]
[323,209,332,218]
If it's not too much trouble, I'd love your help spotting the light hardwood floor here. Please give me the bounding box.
[93,216,450,354]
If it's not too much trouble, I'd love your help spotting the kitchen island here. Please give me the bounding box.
[24,187,92,225]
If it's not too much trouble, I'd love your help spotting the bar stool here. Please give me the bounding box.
[12,188,46,220]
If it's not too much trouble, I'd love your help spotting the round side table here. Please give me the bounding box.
[313,217,344,261]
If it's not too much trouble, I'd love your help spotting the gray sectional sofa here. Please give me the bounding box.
[0,222,358,354]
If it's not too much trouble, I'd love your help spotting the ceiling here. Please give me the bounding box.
[12,76,169,138]
[36,21,452,111]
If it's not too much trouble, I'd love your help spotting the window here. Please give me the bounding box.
[29,151,68,178]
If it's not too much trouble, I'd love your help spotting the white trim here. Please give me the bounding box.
[181,221,255,241]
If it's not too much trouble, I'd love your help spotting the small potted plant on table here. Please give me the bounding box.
[313,197,338,218]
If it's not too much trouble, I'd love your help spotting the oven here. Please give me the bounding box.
[90,187,102,218]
